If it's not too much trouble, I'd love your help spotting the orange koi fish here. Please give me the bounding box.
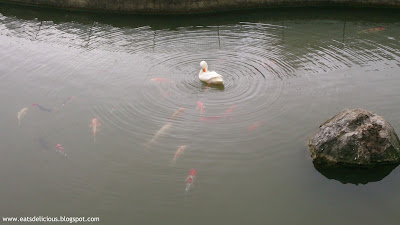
[196,101,205,114]
[223,105,236,120]
[224,105,235,114]
[173,145,187,162]
[89,118,101,142]
[362,27,385,33]
[169,108,185,120]
[224,105,236,115]
[248,121,264,131]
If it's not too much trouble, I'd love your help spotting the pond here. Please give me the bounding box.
[1,4,400,225]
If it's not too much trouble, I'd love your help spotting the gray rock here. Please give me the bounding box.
[309,108,400,168]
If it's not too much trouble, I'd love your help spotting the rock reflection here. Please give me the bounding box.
[314,163,399,185]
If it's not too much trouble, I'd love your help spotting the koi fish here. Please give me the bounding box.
[17,107,28,127]
[150,78,174,83]
[248,121,264,131]
[147,122,172,146]
[223,105,236,120]
[169,107,185,120]
[173,145,187,162]
[185,168,196,193]
[55,144,68,157]
[224,105,236,116]
[200,116,223,122]
[362,27,385,33]
[54,96,75,112]
[196,101,205,114]
[89,118,101,142]
[224,105,236,115]
[32,104,52,112]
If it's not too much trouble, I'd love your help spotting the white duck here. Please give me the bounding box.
[199,61,223,85]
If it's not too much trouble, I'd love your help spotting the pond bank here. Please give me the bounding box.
[3,0,400,14]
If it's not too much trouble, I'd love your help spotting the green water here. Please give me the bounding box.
[1,4,400,225]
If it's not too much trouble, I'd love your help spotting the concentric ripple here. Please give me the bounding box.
[2,7,400,163]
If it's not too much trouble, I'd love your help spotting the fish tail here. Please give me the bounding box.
[185,183,191,193]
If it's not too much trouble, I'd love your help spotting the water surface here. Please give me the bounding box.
[1,5,400,225]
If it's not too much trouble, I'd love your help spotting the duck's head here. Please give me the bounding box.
[200,61,208,72]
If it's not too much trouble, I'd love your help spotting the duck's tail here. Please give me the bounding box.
[209,77,223,85]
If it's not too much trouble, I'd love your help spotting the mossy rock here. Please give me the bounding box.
[309,108,400,168]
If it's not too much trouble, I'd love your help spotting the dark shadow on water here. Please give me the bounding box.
[1,2,400,30]
[201,83,225,91]
[38,137,50,151]
[314,162,399,185]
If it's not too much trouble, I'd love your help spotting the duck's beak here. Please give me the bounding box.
[202,68,206,72]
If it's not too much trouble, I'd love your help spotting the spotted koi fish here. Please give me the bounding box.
[55,144,68,157]
[185,168,196,194]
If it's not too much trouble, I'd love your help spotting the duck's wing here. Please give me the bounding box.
[202,71,222,80]
[209,71,223,78]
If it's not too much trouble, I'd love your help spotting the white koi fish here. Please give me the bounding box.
[17,107,28,127]
[168,108,185,120]
[89,118,101,142]
[146,122,172,147]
